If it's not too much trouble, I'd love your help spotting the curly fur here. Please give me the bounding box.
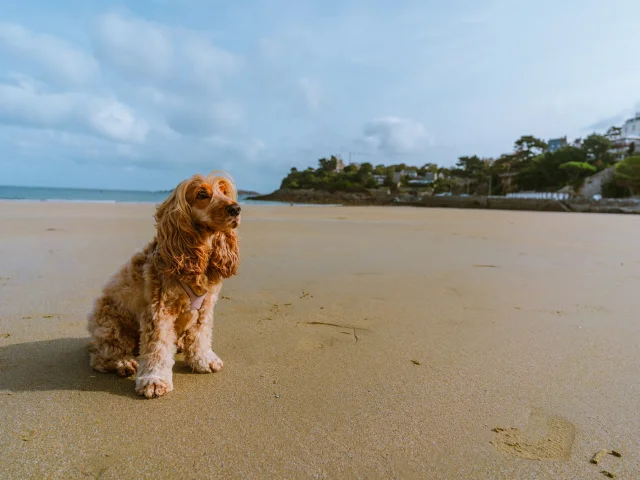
[87,172,241,398]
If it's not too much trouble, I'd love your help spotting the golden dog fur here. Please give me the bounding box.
[87,172,240,398]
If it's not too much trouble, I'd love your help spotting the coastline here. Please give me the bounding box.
[249,188,640,214]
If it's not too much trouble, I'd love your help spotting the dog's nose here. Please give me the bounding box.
[226,203,241,217]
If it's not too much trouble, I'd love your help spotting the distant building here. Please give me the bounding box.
[372,175,386,185]
[547,137,568,152]
[622,112,640,138]
[610,137,639,160]
[611,113,640,160]
[408,172,436,186]
[392,170,418,183]
[334,157,345,173]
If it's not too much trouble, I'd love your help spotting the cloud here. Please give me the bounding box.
[0,22,99,85]
[0,77,148,142]
[92,12,173,81]
[92,12,241,93]
[361,117,431,154]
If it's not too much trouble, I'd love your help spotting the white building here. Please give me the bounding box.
[622,113,640,139]
[612,113,640,159]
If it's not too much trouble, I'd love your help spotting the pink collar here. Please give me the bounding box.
[178,279,207,310]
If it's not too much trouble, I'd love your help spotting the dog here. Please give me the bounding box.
[87,172,240,398]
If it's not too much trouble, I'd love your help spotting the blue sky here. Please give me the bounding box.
[1,0,639,192]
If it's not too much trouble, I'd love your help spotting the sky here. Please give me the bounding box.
[1,0,639,193]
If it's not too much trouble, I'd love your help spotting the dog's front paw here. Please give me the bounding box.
[116,358,138,377]
[189,350,224,373]
[135,376,173,399]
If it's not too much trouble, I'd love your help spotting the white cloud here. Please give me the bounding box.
[362,117,431,154]
[92,11,240,93]
[0,78,148,143]
[93,12,173,80]
[181,36,242,92]
[0,22,99,85]
[88,99,149,143]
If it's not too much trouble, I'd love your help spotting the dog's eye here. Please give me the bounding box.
[196,190,210,199]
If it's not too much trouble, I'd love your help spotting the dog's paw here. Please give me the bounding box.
[116,358,138,377]
[189,350,224,373]
[135,376,173,399]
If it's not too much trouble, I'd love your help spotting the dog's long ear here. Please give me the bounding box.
[209,229,239,280]
[155,177,208,277]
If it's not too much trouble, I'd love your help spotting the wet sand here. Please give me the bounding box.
[0,201,639,479]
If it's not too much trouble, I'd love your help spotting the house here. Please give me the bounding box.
[392,170,418,183]
[372,174,386,185]
[407,172,436,186]
[611,113,640,160]
[610,137,639,160]
[547,137,568,152]
[622,112,640,138]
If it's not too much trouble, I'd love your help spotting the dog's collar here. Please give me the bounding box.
[178,279,207,310]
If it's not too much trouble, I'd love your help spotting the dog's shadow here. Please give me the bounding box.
[1,337,156,399]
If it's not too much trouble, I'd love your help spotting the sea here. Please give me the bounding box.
[0,185,274,205]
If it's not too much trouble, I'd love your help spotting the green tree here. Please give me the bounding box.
[454,155,485,178]
[359,162,374,176]
[627,142,636,157]
[516,146,587,191]
[514,135,548,155]
[374,164,386,175]
[418,163,437,176]
[559,161,596,189]
[605,126,622,140]
[614,156,640,196]
[318,156,340,172]
[581,134,613,167]
[508,135,548,173]
[601,177,631,198]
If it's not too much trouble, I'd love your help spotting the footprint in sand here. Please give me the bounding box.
[491,408,575,460]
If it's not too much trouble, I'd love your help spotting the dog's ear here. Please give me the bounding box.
[209,229,239,279]
[155,178,208,277]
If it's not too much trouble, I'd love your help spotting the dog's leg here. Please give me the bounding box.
[183,300,224,374]
[135,307,177,399]
[88,298,139,377]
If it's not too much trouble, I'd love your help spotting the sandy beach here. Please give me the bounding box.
[0,201,639,479]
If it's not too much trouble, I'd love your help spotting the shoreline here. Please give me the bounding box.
[249,189,640,214]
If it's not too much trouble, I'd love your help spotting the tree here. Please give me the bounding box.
[514,135,548,155]
[318,156,340,172]
[559,161,596,189]
[359,162,374,176]
[614,156,640,196]
[605,126,622,140]
[581,134,613,167]
[374,164,386,175]
[516,146,587,191]
[627,142,636,157]
[455,155,485,178]
[511,135,548,172]
[418,163,438,176]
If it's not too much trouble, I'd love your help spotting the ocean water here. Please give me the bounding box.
[0,185,271,205]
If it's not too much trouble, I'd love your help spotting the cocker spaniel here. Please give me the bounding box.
[87,172,240,398]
